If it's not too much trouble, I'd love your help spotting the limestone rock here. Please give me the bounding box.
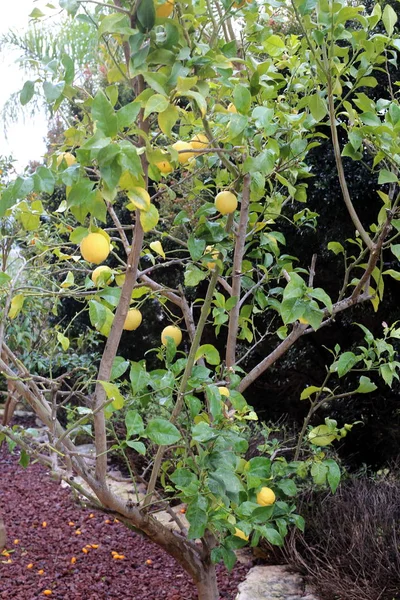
[236,565,320,600]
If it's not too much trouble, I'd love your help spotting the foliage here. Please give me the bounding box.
[1,0,400,597]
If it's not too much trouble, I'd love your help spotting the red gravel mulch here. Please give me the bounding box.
[0,448,249,599]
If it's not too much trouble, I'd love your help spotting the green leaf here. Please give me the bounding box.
[143,71,168,96]
[184,264,207,287]
[355,375,377,394]
[126,441,146,455]
[233,85,251,114]
[336,352,358,377]
[327,241,344,255]
[92,89,118,137]
[43,81,65,102]
[260,527,284,546]
[140,204,159,232]
[391,244,400,261]
[188,235,206,261]
[57,332,70,351]
[117,102,141,130]
[186,503,207,539]
[130,362,150,394]
[309,425,336,447]
[59,0,79,15]
[158,104,179,137]
[309,288,332,312]
[311,461,328,484]
[125,410,145,437]
[19,448,30,468]
[111,356,130,380]
[378,169,398,184]
[98,12,132,36]
[277,479,297,497]
[382,3,397,36]
[309,94,328,122]
[99,380,124,410]
[325,459,341,493]
[137,0,156,32]
[8,294,25,319]
[145,418,181,445]
[143,94,169,120]
[20,80,35,105]
[88,300,114,337]
[194,344,220,365]
[263,34,285,57]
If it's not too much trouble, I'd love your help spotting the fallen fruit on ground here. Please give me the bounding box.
[161,325,182,347]
[123,309,143,331]
[80,232,110,264]
[155,0,174,17]
[92,265,112,285]
[172,141,195,164]
[256,487,276,506]
[215,191,238,215]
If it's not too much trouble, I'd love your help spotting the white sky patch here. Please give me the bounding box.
[0,1,55,172]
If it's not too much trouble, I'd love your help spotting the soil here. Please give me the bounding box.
[0,447,249,600]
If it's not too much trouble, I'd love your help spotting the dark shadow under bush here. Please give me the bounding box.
[283,477,400,600]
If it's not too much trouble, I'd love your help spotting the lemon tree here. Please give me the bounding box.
[1,1,400,599]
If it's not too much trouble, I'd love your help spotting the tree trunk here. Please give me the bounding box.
[0,516,6,551]
[194,561,219,600]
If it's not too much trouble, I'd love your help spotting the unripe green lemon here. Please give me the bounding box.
[80,232,110,264]
[92,265,112,285]
[256,487,276,506]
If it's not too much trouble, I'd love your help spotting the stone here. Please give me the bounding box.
[235,565,320,600]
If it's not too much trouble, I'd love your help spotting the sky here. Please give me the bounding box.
[0,1,52,172]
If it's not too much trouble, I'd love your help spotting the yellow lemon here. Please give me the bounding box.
[155,158,174,175]
[57,152,76,167]
[156,0,174,17]
[204,245,219,270]
[218,386,230,397]
[161,325,182,346]
[80,233,110,264]
[172,141,195,165]
[227,103,237,113]
[256,487,276,506]
[92,265,112,285]
[190,133,209,150]
[123,309,143,331]
[215,191,238,215]
[234,528,249,541]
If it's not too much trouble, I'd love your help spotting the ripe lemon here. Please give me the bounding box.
[92,265,112,285]
[227,103,237,113]
[57,152,76,167]
[218,386,230,397]
[256,487,276,506]
[156,0,174,17]
[155,158,174,175]
[215,191,238,215]
[204,245,219,270]
[190,133,209,150]
[234,528,249,541]
[161,325,182,347]
[172,141,195,165]
[80,233,110,264]
[123,309,143,331]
